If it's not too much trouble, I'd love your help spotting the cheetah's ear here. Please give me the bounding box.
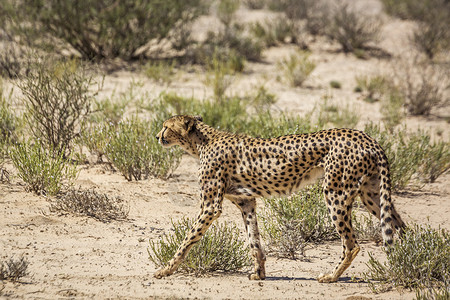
[194,115,203,122]
[184,117,196,134]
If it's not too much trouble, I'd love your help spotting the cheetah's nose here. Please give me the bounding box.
[155,135,159,140]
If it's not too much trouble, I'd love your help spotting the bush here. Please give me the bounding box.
[352,206,382,244]
[10,140,79,196]
[77,123,111,164]
[380,89,405,131]
[0,81,18,142]
[327,3,381,53]
[381,0,449,59]
[250,17,297,47]
[418,140,450,183]
[278,51,316,87]
[17,58,101,156]
[217,0,240,29]
[259,184,338,259]
[144,60,176,86]
[148,217,251,275]
[5,0,207,60]
[317,95,360,129]
[0,256,29,282]
[364,224,449,292]
[244,111,318,138]
[364,123,449,190]
[354,74,388,103]
[393,58,448,116]
[243,0,265,10]
[204,51,236,102]
[413,19,450,60]
[104,117,182,180]
[329,80,341,89]
[50,187,128,222]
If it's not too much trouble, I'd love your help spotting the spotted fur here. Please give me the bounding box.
[154,115,405,282]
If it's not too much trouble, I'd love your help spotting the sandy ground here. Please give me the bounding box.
[1,1,449,299]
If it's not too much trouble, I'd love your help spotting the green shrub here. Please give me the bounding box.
[329,80,341,89]
[355,74,388,103]
[317,96,360,129]
[104,117,182,180]
[204,51,236,102]
[278,51,316,87]
[416,286,450,300]
[144,60,176,86]
[418,140,450,183]
[148,217,251,275]
[250,17,296,47]
[327,3,381,53]
[18,58,101,156]
[10,140,79,196]
[364,123,449,190]
[395,58,448,116]
[381,0,449,59]
[90,81,144,125]
[243,0,265,10]
[244,111,318,138]
[218,0,240,29]
[6,0,207,60]
[380,89,405,131]
[364,224,449,292]
[248,84,277,114]
[50,187,129,222]
[352,205,382,243]
[76,123,111,163]
[0,81,17,142]
[0,256,29,282]
[413,19,450,60]
[196,0,263,63]
[259,184,338,259]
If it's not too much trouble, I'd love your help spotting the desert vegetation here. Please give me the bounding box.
[0,0,449,298]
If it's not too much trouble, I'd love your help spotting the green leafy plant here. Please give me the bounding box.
[355,74,388,103]
[278,51,316,87]
[380,89,405,131]
[329,80,342,89]
[393,57,448,116]
[204,51,236,102]
[5,0,207,60]
[352,205,382,244]
[250,17,296,47]
[364,123,449,190]
[148,217,251,275]
[77,123,111,164]
[243,0,265,10]
[50,187,129,222]
[364,224,449,293]
[0,256,29,282]
[104,117,182,181]
[10,140,78,196]
[418,140,450,183]
[327,3,381,53]
[18,58,101,156]
[145,60,177,86]
[0,81,17,142]
[317,95,360,129]
[259,184,338,259]
[381,0,449,59]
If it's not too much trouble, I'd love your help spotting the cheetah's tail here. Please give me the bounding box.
[378,153,406,247]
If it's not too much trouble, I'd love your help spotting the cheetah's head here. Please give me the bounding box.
[156,115,203,148]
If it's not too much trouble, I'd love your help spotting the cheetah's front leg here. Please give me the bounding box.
[154,207,222,279]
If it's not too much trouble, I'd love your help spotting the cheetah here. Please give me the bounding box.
[154,115,405,282]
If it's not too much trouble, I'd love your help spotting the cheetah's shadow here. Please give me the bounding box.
[265,276,361,283]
